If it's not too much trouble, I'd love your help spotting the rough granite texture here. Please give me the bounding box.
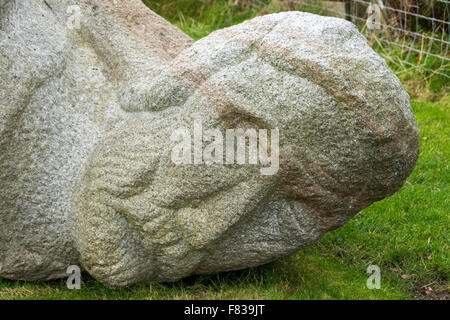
[0,0,419,287]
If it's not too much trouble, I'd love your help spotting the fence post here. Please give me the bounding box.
[345,0,352,21]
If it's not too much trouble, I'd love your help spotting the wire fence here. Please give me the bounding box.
[289,0,450,79]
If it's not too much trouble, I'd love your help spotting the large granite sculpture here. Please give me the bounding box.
[0,0,419,287]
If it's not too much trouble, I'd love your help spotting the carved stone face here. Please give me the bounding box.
[0,1,418,287]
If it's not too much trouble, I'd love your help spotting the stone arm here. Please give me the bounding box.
[69,0,194,112]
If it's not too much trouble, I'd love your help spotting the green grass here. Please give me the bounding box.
[0,0,448,300]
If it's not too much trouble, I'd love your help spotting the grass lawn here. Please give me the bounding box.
[0,1,448,300]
